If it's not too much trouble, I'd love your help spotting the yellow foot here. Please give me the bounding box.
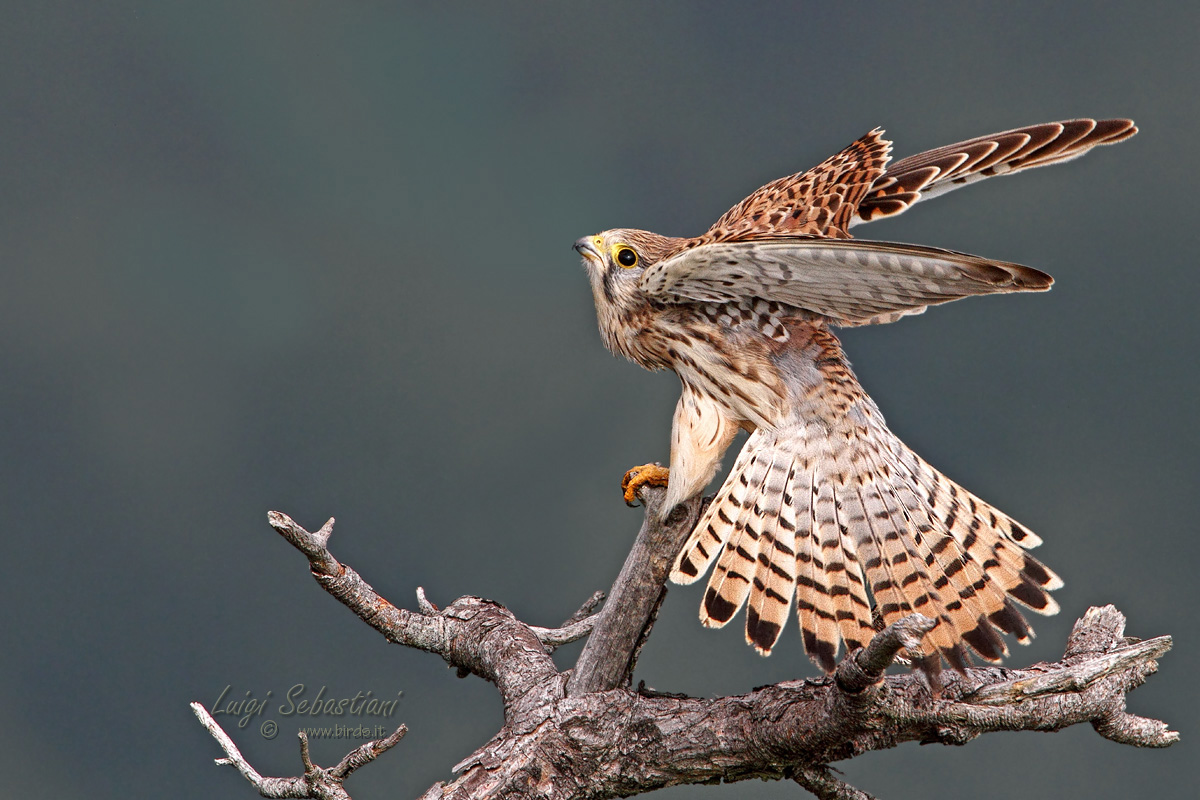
[621,463,671,506]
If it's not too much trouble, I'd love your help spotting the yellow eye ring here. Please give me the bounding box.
[612,245,639,269]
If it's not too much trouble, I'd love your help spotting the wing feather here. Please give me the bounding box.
[853,118,1137,225]
[641,239,1051,325]
[706,128,892,240]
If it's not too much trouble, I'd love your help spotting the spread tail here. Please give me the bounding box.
[670,419,1060,673]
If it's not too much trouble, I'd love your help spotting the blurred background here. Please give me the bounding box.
[0,2,1194,797]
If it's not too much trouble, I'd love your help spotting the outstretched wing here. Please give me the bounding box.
[852,118,1137,225]
[640,238,1051,326]
[704,129,892,241]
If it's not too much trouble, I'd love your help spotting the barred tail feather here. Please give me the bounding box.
[831,499,876,656]
[857,441,1011,667]
[853,118,1137,225]
[670,434,762,585]
[888,440,1063,613]
[744,457,800,653]
[670,413,1063,673]
[696,437,778,628]
[797,477,843,670]
[860,478,967,664]
[848,429,1061,670]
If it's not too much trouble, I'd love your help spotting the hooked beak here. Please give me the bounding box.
[574,236,602,264]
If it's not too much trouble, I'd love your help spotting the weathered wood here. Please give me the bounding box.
[425,605,1176,800]
[567,486,703,696]
[191,510,1177,800]
[835,613,936,694]
[190,701,407,799]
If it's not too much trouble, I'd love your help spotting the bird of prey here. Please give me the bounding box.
[575,118,1137,674]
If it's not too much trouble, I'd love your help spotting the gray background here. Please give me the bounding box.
[1,2,1193,798]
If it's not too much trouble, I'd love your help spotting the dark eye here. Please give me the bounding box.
[615,246,638,268]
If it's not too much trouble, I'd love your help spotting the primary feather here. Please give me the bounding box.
[641,238,1052,326]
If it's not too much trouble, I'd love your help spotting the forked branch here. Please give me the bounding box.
[191,488,1175,800]
[190,701,407,799]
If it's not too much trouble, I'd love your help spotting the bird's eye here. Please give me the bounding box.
[614,245,639,269]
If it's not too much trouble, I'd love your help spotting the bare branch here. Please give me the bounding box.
[190,702,406,799]
[191,702,305,797]
[1093,710,1179,748]
[793,766,877,800]
[415,586,438,615]
[529,591,606,654]
[420,603,1175,800]
[567,487,703,695]
[330,725,410,779]
[269,513,339,576]
[267,512,562,714]
[530,615,599,648]
[965,635,1171,705]
[835,614,936,694]
[230,506,1175,800]
[954,604,1178,748]
[267,513,453,658]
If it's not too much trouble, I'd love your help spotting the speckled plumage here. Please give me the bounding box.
[575,119,1136,673]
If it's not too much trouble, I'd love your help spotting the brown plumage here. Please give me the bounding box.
[575,118,1136,673]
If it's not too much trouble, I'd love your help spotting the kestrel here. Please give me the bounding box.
[575,119,1137,674]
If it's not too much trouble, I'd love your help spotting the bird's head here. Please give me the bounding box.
[574,228,682,312]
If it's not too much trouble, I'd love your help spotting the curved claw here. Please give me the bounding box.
[621,463,671,506]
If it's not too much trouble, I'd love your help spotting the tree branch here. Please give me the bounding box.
[190,701,407,799]
[426,605,1174,799]
[793,766,877,800]
[266,511,563,716]
[530,615,601,648]
[567,486,703,695]
[835,614,937,694]
[194,504,1176,800]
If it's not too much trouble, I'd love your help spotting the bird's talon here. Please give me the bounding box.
[621,463,670,506]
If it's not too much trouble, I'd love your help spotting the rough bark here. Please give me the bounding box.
[568,494,703,695]
[192,486,1177,800]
